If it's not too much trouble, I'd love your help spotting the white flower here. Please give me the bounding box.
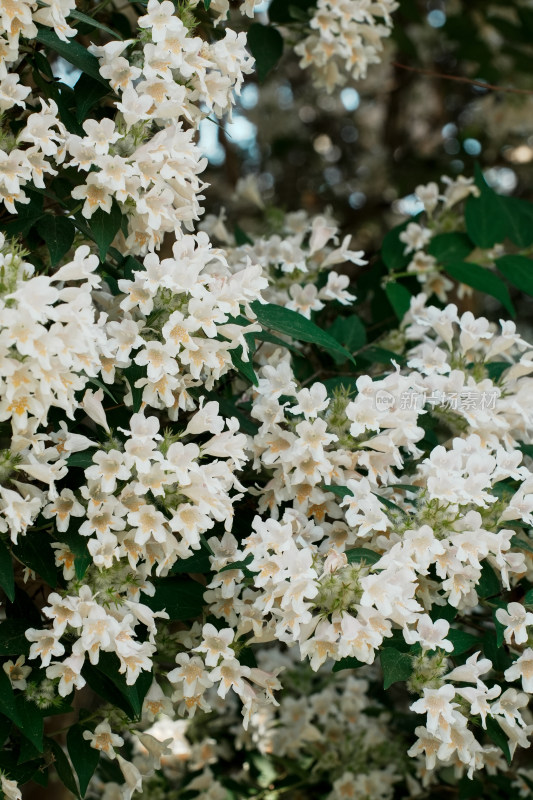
[83,721,124,759]
[505,649,533,693]
[81,388,110,433]
[195,624,234,667]
[3,656,31,690]
[495,602,533,645]
[404,614,453,652]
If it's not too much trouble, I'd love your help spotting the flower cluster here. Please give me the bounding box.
[1,1,533,798]
[203,293,533,775]
[294,0,399,91]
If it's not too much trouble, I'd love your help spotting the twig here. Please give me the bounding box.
[392,62,533,96]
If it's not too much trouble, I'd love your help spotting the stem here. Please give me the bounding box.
[392,62,533,96]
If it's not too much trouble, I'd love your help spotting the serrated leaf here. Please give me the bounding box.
[444,261,515,317]
[90,202,122,261]
[36,215,75,266]
[380,647,413,689]
[247,24,283,82]
[345,548,381,566]
[332,656,365,672]
[35,28,108,86]
[67,724,101,797]
[251,302,355,364]
[0,539,15,602]
[495,254,533,297]
[385,283,412,321]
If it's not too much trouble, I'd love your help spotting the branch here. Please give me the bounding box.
[392,62,533,96]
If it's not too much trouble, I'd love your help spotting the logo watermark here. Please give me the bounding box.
[373,389,499,411]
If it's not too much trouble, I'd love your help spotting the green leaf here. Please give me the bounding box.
[251,302,355,365]
[372,493,408,515]
[35,28,108,86]
[66,450,97,469]
[74,72,111,122]
[385,283,412,321]
[231,346,258,386]
[93,653,151,718]
[332,656,365,672]
[220,554,254,573]
[345,548,381,566]
[15,696,44,752]
[322,484,351,498]
[483,630,511,673]
[328,315,366,363]
[358,346,406,366]
[204,0,212,8]
[492,604,507,648]
[380,647,413,689]
[67,724,101,797]
[59,526,92,580]
[13,531,57,588]
[381,220,411,272]
[477,562,500,599]
[0,620,31,656]
[48,738,81,799]
[465,166,506,248]
[268,0,316,23]
[234,224,253,245]
[444,261,515,317]
[0,539,15,602]
[429,603,457,624]
[145,578,205,621]
[447,629,479,656]
[495,254,533,297]
[427,232,474,265]
[253,330,300,354]
[69,9,123,39]
[123,362,146,413]
[511,534,533,555]
[36,216,75,266]
[495,195,533,248]
[0,670,21,728]
[247,24,283,82]
[171,547,212,574]
[90,202,122,261]
[485,717,511,765]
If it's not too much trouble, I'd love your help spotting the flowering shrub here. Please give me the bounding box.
[2,2,533,800]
